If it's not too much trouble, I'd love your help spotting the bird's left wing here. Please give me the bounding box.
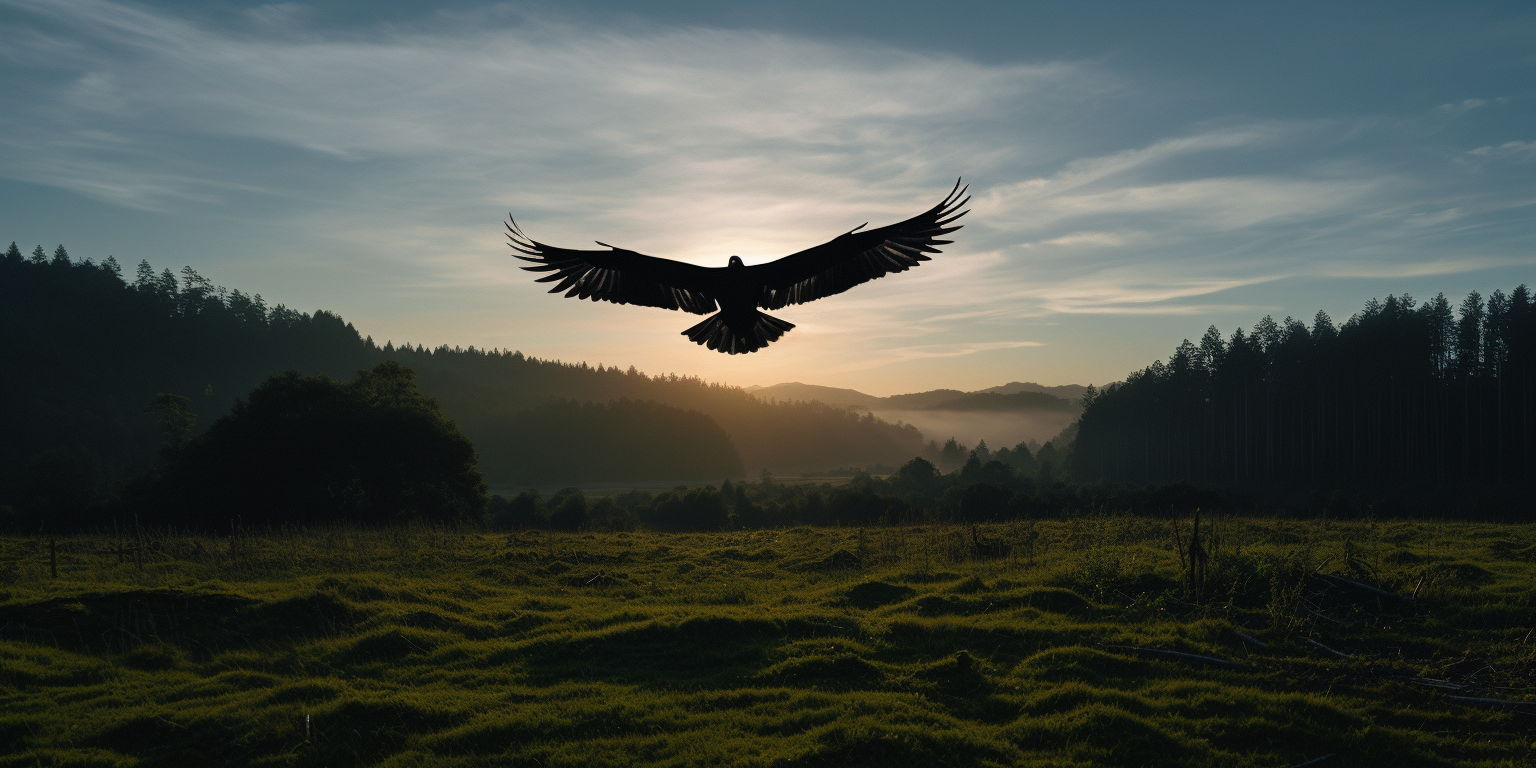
[748,180,969,310]
[508,218,719,315]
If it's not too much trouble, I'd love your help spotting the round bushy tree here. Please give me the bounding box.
[144,362,486,527]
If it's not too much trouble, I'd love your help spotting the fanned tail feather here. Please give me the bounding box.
[683,311,795,354]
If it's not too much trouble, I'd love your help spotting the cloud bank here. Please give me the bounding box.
[1,0,1532,391]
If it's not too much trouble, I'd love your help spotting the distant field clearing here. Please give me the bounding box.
[871,409,1079,448]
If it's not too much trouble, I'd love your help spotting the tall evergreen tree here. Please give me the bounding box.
[1311,310,1336,340]
[134,259,155,288]
[1456,291,1485,377]
[1421,294,1455,376]
[155,267,178,298]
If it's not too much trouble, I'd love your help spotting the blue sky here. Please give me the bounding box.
[3,1,1533,394]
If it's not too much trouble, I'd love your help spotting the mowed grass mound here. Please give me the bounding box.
[1,519,1533,767]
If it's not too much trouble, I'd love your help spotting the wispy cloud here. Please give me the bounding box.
[1469,140,1536,161]
[1,0,1533,391]
[824,340,1048,374]
[1438,98,1487,114]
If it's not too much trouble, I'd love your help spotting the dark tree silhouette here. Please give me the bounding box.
[1074,287,1535,492]
[141,362,487,528]
[145,394,198,451]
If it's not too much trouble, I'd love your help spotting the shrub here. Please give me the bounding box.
[139,362,486,528]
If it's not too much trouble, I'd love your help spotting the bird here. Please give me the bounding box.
[507,179,969,354]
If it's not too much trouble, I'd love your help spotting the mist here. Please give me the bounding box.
[871,409,1078,451]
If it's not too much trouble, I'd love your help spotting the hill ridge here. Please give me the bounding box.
[748,381,1087,412]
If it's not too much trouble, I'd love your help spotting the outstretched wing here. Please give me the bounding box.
[507,218,719,315]
[748,179,969,310]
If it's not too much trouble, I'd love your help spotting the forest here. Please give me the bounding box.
[6,239,1529,528]
[1073,287,1535,506]
[6,241,1533,531]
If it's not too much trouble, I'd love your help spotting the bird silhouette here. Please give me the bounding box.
[507,179,969,354]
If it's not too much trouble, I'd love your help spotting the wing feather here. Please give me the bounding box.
[749,180,969,310]
[507,218,719,315]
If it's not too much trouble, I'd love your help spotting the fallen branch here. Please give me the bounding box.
[1287,754,1336,768]
[1234,631,1266,647]
[1394,675,1465,692]
[1302,637,1351,659]
[1103,645,1246,669]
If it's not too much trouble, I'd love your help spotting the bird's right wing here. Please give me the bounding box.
[748,180,969,310]
[507,218,719,315]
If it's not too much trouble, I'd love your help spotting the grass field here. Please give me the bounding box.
[2,516,1533,767]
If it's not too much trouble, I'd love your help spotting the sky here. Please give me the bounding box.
[3,0,1533,395]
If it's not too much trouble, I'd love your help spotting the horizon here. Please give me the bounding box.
[3,0,1533,393]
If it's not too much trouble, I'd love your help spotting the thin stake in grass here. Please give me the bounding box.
[1182,509,1209,604]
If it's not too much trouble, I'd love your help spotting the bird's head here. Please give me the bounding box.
[728,255,744,269]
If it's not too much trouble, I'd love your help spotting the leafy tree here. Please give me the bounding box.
[959,482,1011,521]
[141,361,486,527]
[646,486,726,530]
[992,440,1037,476]
[894,456,939,490]
[8,448,106,532]
[489,490,543,530]
[547,488,589,531]
[145,393,198,451]
[588,495,640,531]
[938,437,969,472]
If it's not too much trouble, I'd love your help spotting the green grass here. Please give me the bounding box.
[1,517,1533,767]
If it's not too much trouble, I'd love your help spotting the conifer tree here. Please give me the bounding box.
[29,245,46,264]
[1312,310,1336,341]
[156,267,178,297]
[4,242,19,262]
[1457,291,1485,377]
[1198,325,1225,370]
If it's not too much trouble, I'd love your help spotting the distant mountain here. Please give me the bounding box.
[878,389,970,410]
[746,382,880,410]
[974,381,1088,402]
[748,382,1085,412]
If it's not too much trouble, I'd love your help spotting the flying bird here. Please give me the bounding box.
[507,179,969,354]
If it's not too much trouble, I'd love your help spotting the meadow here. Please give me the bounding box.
[2,515,1533,767]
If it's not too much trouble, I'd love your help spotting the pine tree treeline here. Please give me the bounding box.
[1074,288,1535,490]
